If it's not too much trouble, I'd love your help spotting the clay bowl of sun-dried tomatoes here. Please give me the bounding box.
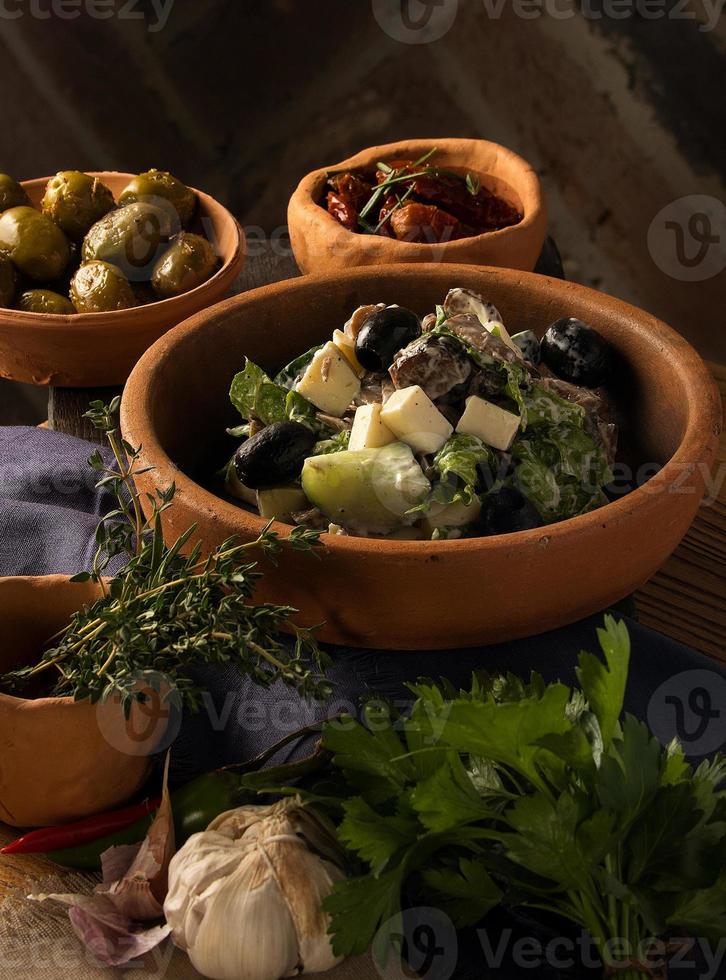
[288,138,547,275]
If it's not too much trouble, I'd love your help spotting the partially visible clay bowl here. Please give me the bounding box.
[121,264,721,650]
[0,576,164,827]
[0,172,246,387]
[288,138,547,274]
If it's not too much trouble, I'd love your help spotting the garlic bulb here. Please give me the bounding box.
[164,797,346,980]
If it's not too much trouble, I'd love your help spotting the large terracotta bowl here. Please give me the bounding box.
[121,265,721,650]
[288,138,547,275]
[0,172,246,387]
[0,576,165,826]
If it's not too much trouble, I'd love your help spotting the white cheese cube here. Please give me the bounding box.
[296,341,361,416]
[332,329,365,377]
[256,486,309,522]
[421,497,482,536]
[456,396,520,451]
[349,403,396,451]
[380,385,453,454]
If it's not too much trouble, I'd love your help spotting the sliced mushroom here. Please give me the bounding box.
[443,287,502,325]
[343,303,386,342]
[444,314,523,366]
[390,333,472,401]
[443,288,521,355]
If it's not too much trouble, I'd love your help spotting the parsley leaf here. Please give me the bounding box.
[666,873,726,943]
[337,796,419,873]
[417,683,573,790]
[576,614,630,750]
[324,869,406,958]
[411,753,498,832]
[304,620,726,965]
[422,857,502,928]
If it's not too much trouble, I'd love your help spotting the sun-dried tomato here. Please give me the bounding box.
[323,157,522,239]
[389,202,462,243]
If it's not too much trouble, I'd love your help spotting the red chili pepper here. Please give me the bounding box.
[1,795,162,855]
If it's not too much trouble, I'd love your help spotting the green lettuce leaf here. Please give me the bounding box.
[434,434,495,504]
[313,430,350,455]
[229,359,270,421]
[410,434,495,517]
[285,389,318,427]
[274,344,324,389]
[511,383,612,523]
[229,357,332,434]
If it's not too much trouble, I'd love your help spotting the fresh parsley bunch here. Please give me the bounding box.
[315,618,726,977]
[0,398,332,711]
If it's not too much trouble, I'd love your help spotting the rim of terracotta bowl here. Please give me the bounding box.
[288,137,546,262]
[122,263,722,560]
[0,574,98,709]
[6,171,246,331]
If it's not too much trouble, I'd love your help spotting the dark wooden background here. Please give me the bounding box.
[1,0,725,424]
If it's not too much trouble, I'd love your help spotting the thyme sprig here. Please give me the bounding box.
[0,399,332,712]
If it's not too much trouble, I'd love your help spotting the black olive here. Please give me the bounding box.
[540,317,613,387]
[477,487,543,535]
[355,305,421,374]
[234,421,316,490]
[511,330,541,366]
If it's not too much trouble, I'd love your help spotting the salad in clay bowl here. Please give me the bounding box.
[221,288,618,541]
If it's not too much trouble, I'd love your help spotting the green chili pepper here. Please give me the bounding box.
[47,730,332,871]
[47,771,251,870]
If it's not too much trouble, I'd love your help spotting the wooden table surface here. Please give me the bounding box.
[635,362,726,661]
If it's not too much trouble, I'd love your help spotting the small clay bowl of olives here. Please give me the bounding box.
[0,171,245,387]
[122,263,721,650]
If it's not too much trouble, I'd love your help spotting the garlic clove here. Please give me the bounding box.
[191,857,299,980]
[276,847,345,973]
[165,832,251,950]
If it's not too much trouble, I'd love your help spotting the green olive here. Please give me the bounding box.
[132,282,159,306]
[16,288,75,315]
[70,260,137,313]
[0,174,30,213]
[0,206,70,281]
[41,171,115,240]
[0,253,18,307]
[118,169,196,227]
[151,232,219,299]
[42,239,82,295]
[82,202,174,280]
